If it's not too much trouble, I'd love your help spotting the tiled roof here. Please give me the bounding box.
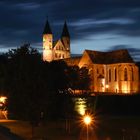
[85,49,134,64]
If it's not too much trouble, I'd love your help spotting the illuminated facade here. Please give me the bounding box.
[42,20,139,94]
[43,20,70,62]
[65,49,139,94]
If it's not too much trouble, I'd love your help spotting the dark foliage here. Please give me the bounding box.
[0,44,90,121]
[66,65,91,91]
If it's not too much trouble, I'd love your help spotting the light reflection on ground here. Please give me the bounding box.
[73,98,87,115]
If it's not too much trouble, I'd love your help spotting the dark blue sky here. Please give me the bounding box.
[0,0,140,61]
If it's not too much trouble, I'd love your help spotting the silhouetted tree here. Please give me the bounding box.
[79,67,91,91]
[0,44,91,120]
[66,66,91,93]
[4,44,46,120]
[1,44,74,120]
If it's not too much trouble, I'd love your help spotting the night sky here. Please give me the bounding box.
[0,0,140,61]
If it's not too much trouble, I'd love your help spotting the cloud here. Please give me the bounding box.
[0,0,140,56]
[108,45,140,62]
[13,2,41,10]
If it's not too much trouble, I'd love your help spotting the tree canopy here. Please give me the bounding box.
[0,44,91,120]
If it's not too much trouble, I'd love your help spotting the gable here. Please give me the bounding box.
[78,51,93,68]
[53,39,65,51]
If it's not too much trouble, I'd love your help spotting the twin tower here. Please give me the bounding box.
[43,20,71,62]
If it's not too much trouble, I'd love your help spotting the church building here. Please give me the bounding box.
[43,20,70,62]
[42,20,139,94]
[65,50,139,94]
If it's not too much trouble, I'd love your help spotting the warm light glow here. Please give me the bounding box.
[79,104,86,115]
[105,84,109,88]
[122,83,129,94]
[83,115,92,125]
[0,96,7,103]
[74,98,87,115]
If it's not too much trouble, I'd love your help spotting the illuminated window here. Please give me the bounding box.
[114,68,117,81]
[124,68,128,81]
[109,69,111,82]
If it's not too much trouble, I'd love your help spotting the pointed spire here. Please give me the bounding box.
[61,21,70,37]
[43,20,52,34]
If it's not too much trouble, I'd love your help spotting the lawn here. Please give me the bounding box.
[0,119,79,140]
[0,116,140,140]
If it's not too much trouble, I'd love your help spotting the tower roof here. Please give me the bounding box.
[61,21,70,37]
[43,20,52,34]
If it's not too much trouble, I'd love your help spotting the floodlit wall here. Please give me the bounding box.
[78,51,139,94]
[43,34,53,62]
[90,63,139,94]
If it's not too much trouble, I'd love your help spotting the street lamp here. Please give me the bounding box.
[83,115,92,140]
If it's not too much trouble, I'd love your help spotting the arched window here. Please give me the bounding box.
[102,69,104,74]
[58,54,61,58]
[114,68,117,81]
[131,68,134,81]
[62,54,65,58]
[109,69,111,82]
[124,68,128,81]
[97,68,99,74]
[55,53,57,58]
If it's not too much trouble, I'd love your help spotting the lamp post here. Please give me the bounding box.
[83,115,92,140]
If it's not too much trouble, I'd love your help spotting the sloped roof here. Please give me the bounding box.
[53,39,66,50]
[61,21,70,37]
[43,20,52,34]
[85,49,134,64]
[53,40,58,47]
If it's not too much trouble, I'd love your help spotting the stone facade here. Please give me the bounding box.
[42,20,139,94]
[65,50,139,94]
[88,62,139,94]
[43,20,70,62]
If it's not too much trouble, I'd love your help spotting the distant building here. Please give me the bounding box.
[43,20,70,62]
[65,50,139,94]
[42,20,139,94]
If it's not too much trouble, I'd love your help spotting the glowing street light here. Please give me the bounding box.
[83,115,92,140]
[83,115,91,125]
